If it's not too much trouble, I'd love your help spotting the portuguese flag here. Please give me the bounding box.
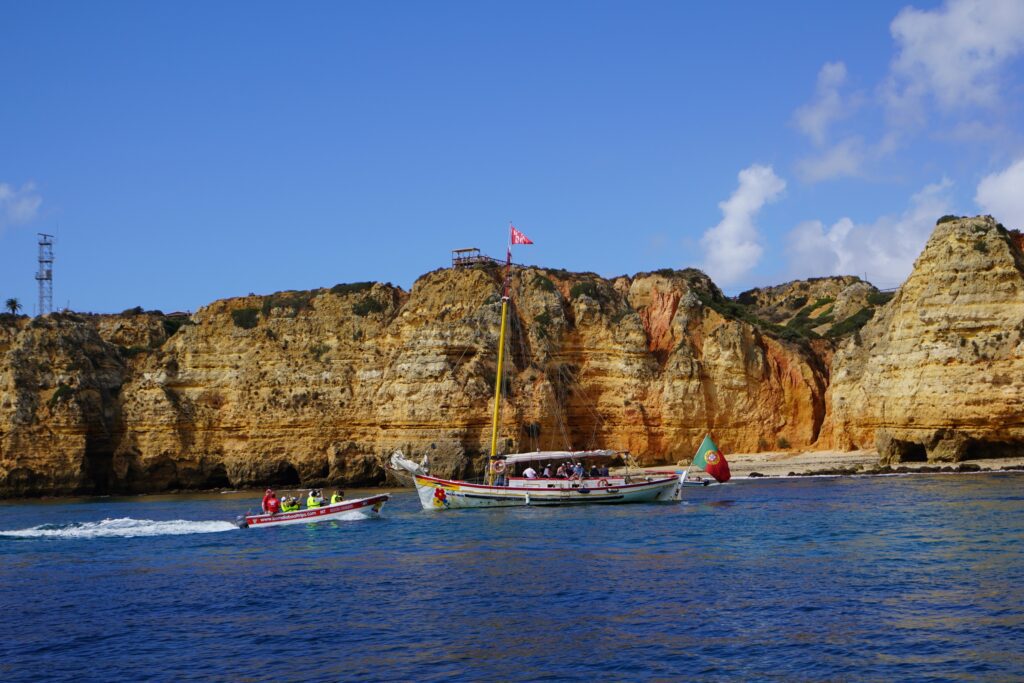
[691,434,731,483]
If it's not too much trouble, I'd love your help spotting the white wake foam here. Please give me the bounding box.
[0,517,238,539]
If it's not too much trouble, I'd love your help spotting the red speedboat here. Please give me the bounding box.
[236,493,390,528]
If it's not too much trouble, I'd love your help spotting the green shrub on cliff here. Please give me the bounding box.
[569,281,600,300]
[261,291,315,317]
[353,297,386,316]
[937,214,961,225]
[48,382,73,409]
[867,290,895,306]
[533,275,556,293]
[330,282,374,297]
[231,308,259,329]
[825,307,874,338]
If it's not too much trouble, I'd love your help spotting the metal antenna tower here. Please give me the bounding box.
[35,233,54,316]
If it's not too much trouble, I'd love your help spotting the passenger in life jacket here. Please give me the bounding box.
[281,496,300,512]
[306,489,324,508]
[261,488,281,515]
[330,490,344,504]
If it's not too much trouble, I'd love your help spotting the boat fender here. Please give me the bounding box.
[597,479,609,488]
[492,460,506,474]
[578,487,590,494]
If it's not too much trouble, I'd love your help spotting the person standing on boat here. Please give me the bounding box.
[572,462,584,480]
[523,466,538,479]
[556,463,568,478]
[542,464,552,478]
[330,490,344,503]
[261,489,281,515]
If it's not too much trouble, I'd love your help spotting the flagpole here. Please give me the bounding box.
[486,223,514,486]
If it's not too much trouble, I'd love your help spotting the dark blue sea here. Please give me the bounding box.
[2,473,1023,682]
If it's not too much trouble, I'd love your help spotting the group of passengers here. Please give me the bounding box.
[521,462,611,480]
[260,487,345,514]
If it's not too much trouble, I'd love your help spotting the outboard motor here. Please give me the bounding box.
[234,515,249,529]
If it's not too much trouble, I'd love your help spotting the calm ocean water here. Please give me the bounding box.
[2,473,1023,682]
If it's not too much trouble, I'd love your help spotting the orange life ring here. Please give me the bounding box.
[492,460,506,474]
[598,478,609,487]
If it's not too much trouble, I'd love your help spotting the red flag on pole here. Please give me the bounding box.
[510,225,533,245]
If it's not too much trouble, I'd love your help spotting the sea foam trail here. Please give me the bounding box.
[0,517,237,539]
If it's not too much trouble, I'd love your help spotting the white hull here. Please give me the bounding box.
[240,494,390,527]
[413,474,681,510]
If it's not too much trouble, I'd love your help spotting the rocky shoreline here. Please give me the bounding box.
[646,449,1024,479]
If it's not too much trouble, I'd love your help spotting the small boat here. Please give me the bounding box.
[236,493,390,528]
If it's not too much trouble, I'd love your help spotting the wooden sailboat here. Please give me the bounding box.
[392,224,683,510]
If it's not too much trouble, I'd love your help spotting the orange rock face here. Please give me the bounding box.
[0,267,831,496]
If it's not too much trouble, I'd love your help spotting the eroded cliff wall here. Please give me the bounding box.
[829,216,1024,462]
[0,267,829,495]
[5,215,1021,496]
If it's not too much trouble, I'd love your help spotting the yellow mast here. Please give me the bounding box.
[487,296,510,485]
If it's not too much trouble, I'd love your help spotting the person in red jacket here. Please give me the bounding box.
[261,488,281,514]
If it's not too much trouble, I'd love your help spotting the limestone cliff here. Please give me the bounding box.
[829,216,1024,463]
[5,214,1022,496]
[0,268,829,496]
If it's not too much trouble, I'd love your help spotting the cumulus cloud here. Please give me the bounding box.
[794,62,853,146]
[787,178,954,287]
[701,165,786,285]
[0,182,42,231]
[795,137,868,183]
[976,158,1024,228]
[884,0,1024,119]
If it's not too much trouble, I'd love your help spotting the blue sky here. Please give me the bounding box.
[2,1,1024,314]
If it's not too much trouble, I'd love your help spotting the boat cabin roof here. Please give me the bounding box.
[500,450,619,464]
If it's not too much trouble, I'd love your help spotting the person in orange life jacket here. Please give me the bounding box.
[261,488,281,514]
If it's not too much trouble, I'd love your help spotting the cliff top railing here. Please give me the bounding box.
[452,248,503,268]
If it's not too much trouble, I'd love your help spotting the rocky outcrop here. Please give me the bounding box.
[830,216,1024,463]
[0,314,127,496]
[737,276,884,337]
[0,268,829,496]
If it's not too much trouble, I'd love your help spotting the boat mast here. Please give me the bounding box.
[487,239,514,486]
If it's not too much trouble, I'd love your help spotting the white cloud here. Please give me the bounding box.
[0,182,42,231]
[795,137,867,183]
[787,178,954,287]
[794,62,853,145]
[976,158,1024,228]
[701,165,786,285]
[885,0,1024,118]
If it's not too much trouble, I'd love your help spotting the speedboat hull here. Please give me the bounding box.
[412,474,680,510]
[238,493,390,528]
